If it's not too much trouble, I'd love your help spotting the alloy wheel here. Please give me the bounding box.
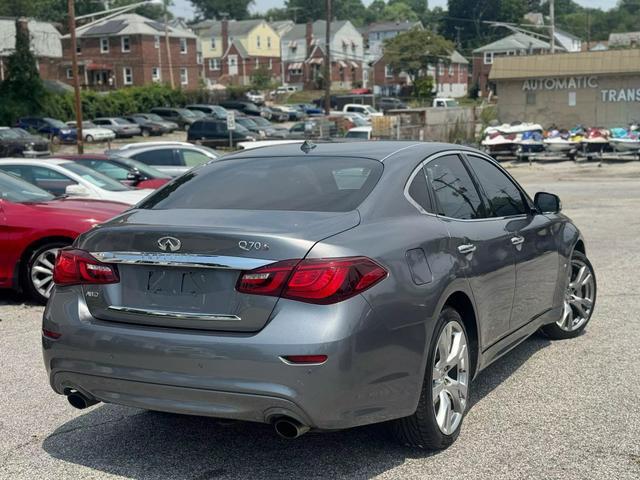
[557,257,595,331]
[432,321,469,435]
[30,247,59,299]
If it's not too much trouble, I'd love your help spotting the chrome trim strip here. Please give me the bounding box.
[107,306,241,322]
[91,251,274,270]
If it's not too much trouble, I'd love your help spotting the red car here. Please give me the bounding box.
[0,171,127,303]
[52,154,171,190]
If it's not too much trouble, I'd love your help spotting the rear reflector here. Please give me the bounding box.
[236,256,387,304]
[53,248,119,286]
[281,355,328,365]
[42,328,61,339]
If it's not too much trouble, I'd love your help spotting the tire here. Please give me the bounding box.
[85,134,94,143]
[388,307,471,449]
[22,241,69,304]
[541,251,596,340]
[142,128,150,137]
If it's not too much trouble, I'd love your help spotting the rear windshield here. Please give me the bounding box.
[140,156,383,212]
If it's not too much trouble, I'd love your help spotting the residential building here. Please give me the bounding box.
[609,31,640,48]
[60,13,199,90]
[372,50,469,98]
[193,19,281,86]
[365,20,423,56]
[490,49,640,126]
[0,17,62,81]
[279,20,364,90]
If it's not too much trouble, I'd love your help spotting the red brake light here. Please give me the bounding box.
[53,248,119,286]
[281,355,328,365]
[236,257,386,304]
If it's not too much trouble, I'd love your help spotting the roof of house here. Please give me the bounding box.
[281,20,350,41]
[450,50,469,65]
[489,49,640,80]
[366,20,423,34]
[472,32,552,53]
[194,19,266,37]
[0,18,62,58]
[75,13,196,39]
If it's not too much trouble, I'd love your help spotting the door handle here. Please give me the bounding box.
[458,244,477,255]
[511,236,525,246]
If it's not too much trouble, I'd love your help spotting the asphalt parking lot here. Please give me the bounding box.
[1,160,639,480]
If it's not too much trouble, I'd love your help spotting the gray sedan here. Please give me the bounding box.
[43,141,596,449]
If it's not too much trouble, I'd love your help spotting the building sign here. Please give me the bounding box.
[600,88,640,102]
[522,76,598,91]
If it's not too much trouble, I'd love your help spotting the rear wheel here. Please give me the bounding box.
[23,241,69,304]
[85,134,94,143]
[541,251,596,339]
[389,307,470,449]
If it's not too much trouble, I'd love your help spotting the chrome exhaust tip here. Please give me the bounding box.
[273,417,310,439]
[66,390,99,410]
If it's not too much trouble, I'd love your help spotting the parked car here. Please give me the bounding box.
[235,117,266,138]
[16,117,75,143]
[128,113,178,133]
[150,107,199,130]
[123,115,167,136]
[187,119,257,148]
[344,126,372,139]
[186,104,228,120]
[93,117,141,138]
[250,116,290,138]
[0,171,126,303]
[0,127,50,157]
[0,159,152,204]
[54,154,172,190]
[273,104,305,121]
[377,97,408,112]
[65,121,116,143]
[246,91,265,105]
[43,142,595,450]
[270,85,297,97]
[329,111,371,126]
[433,98,460,108]
[218,100,262,117]
[350,87,371,95]
[342,104,383,118]
[108,141,221,177]
[293,103,324,116]
[267,106,290,122]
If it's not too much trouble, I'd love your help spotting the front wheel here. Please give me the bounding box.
[388,307,470,449]
[23,242,69,304]
[85,134,94,143]
[541,251,596,339]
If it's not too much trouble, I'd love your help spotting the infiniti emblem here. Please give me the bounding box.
[157,236,181,252]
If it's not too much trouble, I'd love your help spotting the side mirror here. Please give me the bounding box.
[65,184,90,197]
[126,168,143,185]
[534,192,562,214]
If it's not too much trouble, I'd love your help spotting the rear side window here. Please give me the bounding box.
[425,154,485,220]
[140,156,383,212]
[466,155,527,217]
[407,167,432,213]
[132,149,178,166]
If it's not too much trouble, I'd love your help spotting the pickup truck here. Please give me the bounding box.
[342,104,383,118]
[432,98,460,108]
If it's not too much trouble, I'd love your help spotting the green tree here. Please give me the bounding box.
[250,66,275,90]
[190,0,254,20]
[383,28,454,97]
[283,0,366,23]
[0,20,48,125]
[382,2,420,22]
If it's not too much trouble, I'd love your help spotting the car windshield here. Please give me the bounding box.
[252,117,271,127]
[0,172,54,203]
[364,106,378,114]
[61,162,129,191]
[238,118,258,128]
[12,128,32,137]
[112,155,172,178]
[195,145,221,158]
[178,109,196,118]
[139,156,383,212]
[235,123,250,134]
[114,118,133,125]
[82,121,97,128]
[44,118,67,128]
[445,100,459,107]
[146,114,165,122]
[190,110,206,119]
[212,106,227,115]
[345,130,369,139]
[350,116,368,127]
[0,129,23,140]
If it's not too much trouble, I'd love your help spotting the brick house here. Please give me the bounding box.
[60,13,199,90]
[0,18,62,82]
[365,20,423,56]
[278,20,364,90]
[192,19,281,86]
[372,50,469,98]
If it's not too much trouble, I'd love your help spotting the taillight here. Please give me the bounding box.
[236,257,386,305]
[53,248,119,286]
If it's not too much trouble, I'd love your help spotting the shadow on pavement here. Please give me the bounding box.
[41,335,550,480]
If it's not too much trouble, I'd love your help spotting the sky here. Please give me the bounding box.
[170,0,619,20]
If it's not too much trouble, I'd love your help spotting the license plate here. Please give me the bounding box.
[146,270,208,296]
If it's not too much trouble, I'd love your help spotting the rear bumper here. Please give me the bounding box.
[43,287,424,429]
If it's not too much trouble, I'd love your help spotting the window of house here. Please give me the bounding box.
[484,52,493,64]
[100,37,109,53]
[152,67,161,82]
[438,63,444,75]
[180,68,188,85]
[257,35,261,48]
[121,36,130,52]
[123,67,133,85]
[385,65,393,78]
[267,36,271,48]
[210,36,216,49]
[180,38,187,54]
[66,68,73,79]
[154,35,160,48]
[209,58,220,70]
[449,64,454,76]
[269,58,273,69]
[76,40,82,54]
[342,40,347,53]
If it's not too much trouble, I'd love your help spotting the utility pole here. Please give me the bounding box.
[164,0,175,88]
[455,26,462,48]
[68,0,84,154]
[549,0,556,53]
[324,0,331,115]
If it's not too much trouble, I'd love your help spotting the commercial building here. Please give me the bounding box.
[490,49,640,126]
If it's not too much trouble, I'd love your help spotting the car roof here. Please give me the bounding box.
[52,153,109,160]
[0,158,68,166]
[222,141,477,162]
